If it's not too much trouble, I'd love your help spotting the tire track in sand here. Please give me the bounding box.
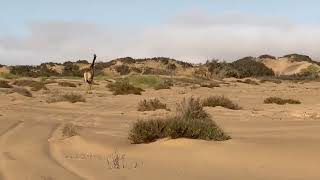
[0,121,84,180]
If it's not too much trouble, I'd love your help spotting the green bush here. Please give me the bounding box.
[107,80,144,95]
[138,98,168,111]
[154,80,173,90]
[202,96,241,110]
[231,57,275,78]
[129,97,230,144]
[264,97,301,105]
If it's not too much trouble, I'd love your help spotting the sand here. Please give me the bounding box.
[0,79,320,180]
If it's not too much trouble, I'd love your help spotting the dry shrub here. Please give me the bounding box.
[13,87,32,97]
[12,79,47,91]
[236,79,259,85]
[264,97,301,105]
[62,123,79,137]
[129,97,230,144]
[202,96,241,110]
[47,93,85,103]
[259,78,282,84]
[137,98,168,111]
[58,81,77,87]
[200,82,220,88]
[0,80,13,88]
[107,80,144,95]
[154,80,173,90]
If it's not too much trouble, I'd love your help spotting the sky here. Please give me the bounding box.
[1,0,320,65]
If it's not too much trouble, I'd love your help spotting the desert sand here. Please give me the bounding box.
[1,78,320,180]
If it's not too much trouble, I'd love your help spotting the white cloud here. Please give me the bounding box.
[1,12,320,65]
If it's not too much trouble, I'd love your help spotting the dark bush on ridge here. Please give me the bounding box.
[231,57,275,78]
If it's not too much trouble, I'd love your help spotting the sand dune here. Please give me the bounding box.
[1,79,320,179]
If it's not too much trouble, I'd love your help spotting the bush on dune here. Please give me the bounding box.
[107,80,144,95]
[202,96,241,110]
[129,97,231,144]
[13,87,32,97]
[137,98,168,111]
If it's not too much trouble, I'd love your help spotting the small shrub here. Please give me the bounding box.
[264,97,301,105]
[58,81,77,87]
[154,80,173,90]
[202,96,241,110]
[0,80,13,88]
[62,123,79,137]
[137,98,168,111]
[258,54,276,59]
[13,87,32,97]
[107,80,144,95]
[236,79,259,85]
[12,79,47,91]
[259,78,282,84]
[47,93,86,103]
[129,97,230,144]
[115,65,130,75]
[200,82,220,88]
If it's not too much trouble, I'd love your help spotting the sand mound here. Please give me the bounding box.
[261,57,319,75]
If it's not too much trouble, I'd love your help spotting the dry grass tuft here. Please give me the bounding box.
[200,82,220,88]
[202,96,241,110]
[129,97,231,144]
[13,87,32,97]
[236,79,259,85]
[264,97,301,105]
[137,98,168,111]
[12,79,47,91]
[47,93,85,103]
[0,80,13,88]
[58,81,77,87]
[62,123,80,137]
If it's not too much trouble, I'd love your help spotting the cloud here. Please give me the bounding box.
[1,12,320,65]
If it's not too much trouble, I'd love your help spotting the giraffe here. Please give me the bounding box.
[83,54,96,93]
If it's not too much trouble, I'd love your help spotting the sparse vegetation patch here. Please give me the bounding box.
[107,80,144,95]
[0,80,13,88]
[47,93,86,103]
[58,81,77,87]
[264,97,301,105]
[202,96,241,110]
[137,98,168,111]
[62,123,80,137]
[12,79,47,91]
[129,97,231,144]
[13,87,32,97]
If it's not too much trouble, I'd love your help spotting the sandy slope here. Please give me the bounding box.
[1,79,320,179]
[261,57,319,75]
